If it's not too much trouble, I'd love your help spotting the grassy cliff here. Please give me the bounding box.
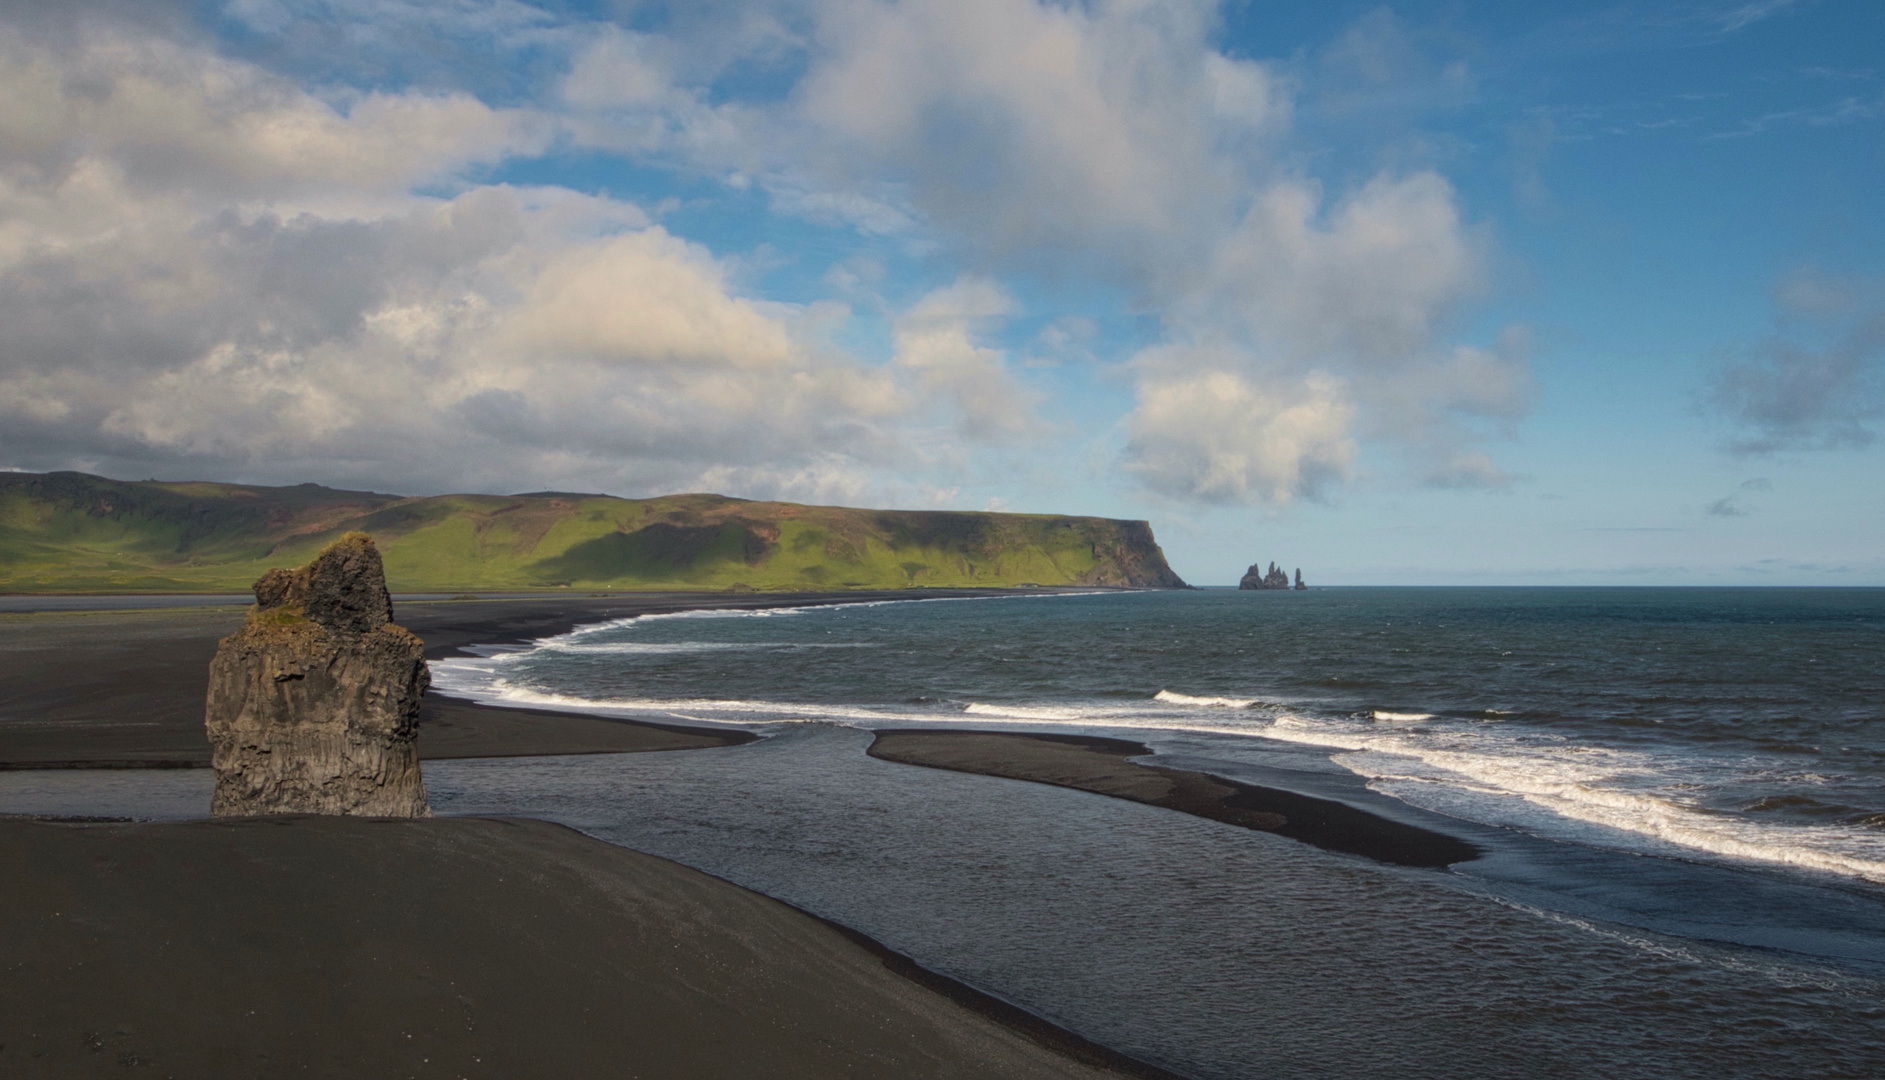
[0,472,1187,593]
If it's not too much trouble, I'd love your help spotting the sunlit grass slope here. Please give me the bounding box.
[0,472,1187,593]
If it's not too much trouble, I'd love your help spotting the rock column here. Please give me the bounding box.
[205,533,430,817]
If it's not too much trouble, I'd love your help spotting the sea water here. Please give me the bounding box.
[432,588,1885,891]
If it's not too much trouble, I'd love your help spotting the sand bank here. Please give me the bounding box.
[869,728,1479,868]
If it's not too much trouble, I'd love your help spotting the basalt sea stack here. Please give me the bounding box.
[1240,561,1296,590]
[205,533,430,817]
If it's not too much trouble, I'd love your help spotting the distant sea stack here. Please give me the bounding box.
[204,533,431,817]
[1240,562,1306,591]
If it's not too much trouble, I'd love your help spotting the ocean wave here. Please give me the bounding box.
[1372,710,1435,722]
[1259,715,1885,884]
[1155,690,1257,708]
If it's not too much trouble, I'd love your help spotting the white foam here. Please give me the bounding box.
[1155,690,1257,709]
[1372,710,1435,722]
[543,641,765,655]
[534,590,1103,650]
[964,703,1089,721]
[1258,714,1885,884]
[437,676,920,726]
[537,640,878,656]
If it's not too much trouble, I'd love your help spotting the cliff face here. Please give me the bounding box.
[204,534,430,817]
[1080,520,1189,588]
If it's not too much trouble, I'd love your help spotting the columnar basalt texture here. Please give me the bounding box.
[205,533,430,817]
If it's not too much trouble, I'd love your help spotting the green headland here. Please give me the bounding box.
[0,472,1187,593]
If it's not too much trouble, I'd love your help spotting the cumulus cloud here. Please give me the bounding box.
[0,18,933,498]
[892,279,1041,439]
[0,25,549,207]
[1122,171,1517,501]
[794,0,1284,262]
[1124,368,1355,504]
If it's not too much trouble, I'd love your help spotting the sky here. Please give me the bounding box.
[0,0,1880,585]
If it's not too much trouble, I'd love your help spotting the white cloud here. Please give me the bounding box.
[791,0,1278,259]
[1191,171,1482,365]
[1124,369,1356,504]
[561,27,676,110]
[893,278,1041,439]
[0,25,549,204]
[0,21,951,498]
[1124,171,1512,501]
[497,229,801,368]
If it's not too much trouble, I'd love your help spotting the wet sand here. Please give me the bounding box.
[869,728,1480,868]
[0,814,1164,1079]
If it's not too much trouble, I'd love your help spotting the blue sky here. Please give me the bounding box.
[0,1,1879,584]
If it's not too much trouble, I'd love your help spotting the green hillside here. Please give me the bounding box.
[0,472,1187,594]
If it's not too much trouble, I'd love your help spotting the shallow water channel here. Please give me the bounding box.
[422,725,1885,1080]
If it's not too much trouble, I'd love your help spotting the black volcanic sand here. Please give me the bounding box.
[869,729,1480,868]
[0,591,1030,767]
[0,814,1163,1080]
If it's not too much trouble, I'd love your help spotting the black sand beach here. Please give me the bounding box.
[0,814,1157,1079]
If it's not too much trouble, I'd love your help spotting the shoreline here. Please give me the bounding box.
[0,589,1065,768]
[3,587,1484,866]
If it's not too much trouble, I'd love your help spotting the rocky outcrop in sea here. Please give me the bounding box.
[1240,562,1306,591]
[204,533,430,817]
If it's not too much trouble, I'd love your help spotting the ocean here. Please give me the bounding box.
[434,587,1885,889]
[8,587,1883,1076]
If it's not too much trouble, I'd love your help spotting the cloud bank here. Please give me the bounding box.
[0,1,1529,506]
